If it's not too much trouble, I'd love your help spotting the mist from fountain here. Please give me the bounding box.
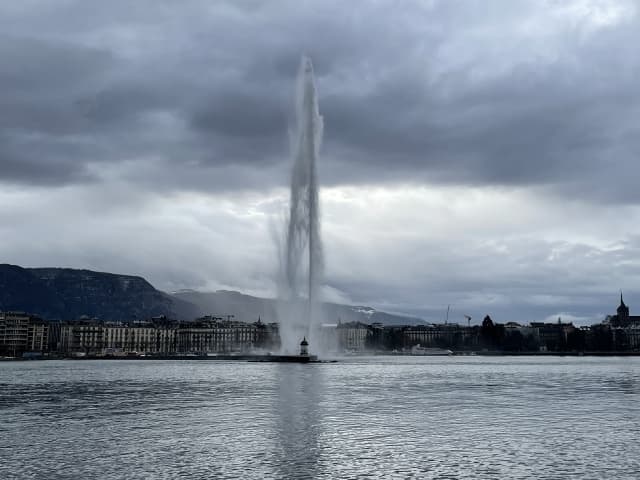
[277,56,325,354]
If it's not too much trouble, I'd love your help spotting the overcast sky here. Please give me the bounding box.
[1,0,639,324]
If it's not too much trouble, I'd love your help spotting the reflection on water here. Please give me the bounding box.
[274,365,323,479]
[1,357,640,479]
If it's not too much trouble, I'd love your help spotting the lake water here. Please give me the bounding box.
[1,356,640,479]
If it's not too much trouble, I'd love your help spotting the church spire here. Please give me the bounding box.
[617,291,630,324]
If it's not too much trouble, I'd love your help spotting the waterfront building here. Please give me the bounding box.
[27,320,50,353]
[403,324,440,347]
[102,320,177,355]
[0,312,49,357]
[623,325,640,350]
[504,322,537,338]
[176,317,273,353]
[606,324,640,351]
[0,312,30,356]
[368,322,385,350]
[588,295,640,351]
[403,323,477,350]
[530,320,575,351]
[59,320,105,355]
[336,321,371,351]
[606,294,640,327]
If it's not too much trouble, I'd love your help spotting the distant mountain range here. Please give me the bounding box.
[0,264,424,325]
[172,289,425,326]
[0,264,197,321]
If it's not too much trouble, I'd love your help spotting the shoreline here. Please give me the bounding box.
[3,351,640,361]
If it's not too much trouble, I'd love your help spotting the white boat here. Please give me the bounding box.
[409,345,453,356]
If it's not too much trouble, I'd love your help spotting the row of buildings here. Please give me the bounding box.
[60,315,280,355]
[0,311,51,357]
[332,317,640,353]
[0,313,279,357]
[336,296,640,352]
[2,297,640,357]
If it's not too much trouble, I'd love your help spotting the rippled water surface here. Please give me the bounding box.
[1,357,640,479]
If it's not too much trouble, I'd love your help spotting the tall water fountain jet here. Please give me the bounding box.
[278,56,325,354]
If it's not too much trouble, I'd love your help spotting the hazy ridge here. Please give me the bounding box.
[0,264,424,325]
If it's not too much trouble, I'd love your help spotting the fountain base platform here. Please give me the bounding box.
[249,354,319,363]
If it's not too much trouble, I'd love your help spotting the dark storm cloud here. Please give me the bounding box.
[0,133,95,185]
[191,92,285,138]
[1,0,639,201]
[321,33,639,193]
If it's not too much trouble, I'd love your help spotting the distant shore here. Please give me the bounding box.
[3,351,640,361]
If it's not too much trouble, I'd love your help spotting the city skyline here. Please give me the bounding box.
[1,1,640,324]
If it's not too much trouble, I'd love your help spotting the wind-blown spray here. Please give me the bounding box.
[277,56,325,354]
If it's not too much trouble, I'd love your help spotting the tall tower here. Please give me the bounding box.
[616,292,630,325]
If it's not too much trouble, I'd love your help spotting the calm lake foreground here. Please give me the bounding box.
[1,356,639,479]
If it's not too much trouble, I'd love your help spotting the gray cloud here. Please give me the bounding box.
[0,0,637,200]
[1,1,640,323]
